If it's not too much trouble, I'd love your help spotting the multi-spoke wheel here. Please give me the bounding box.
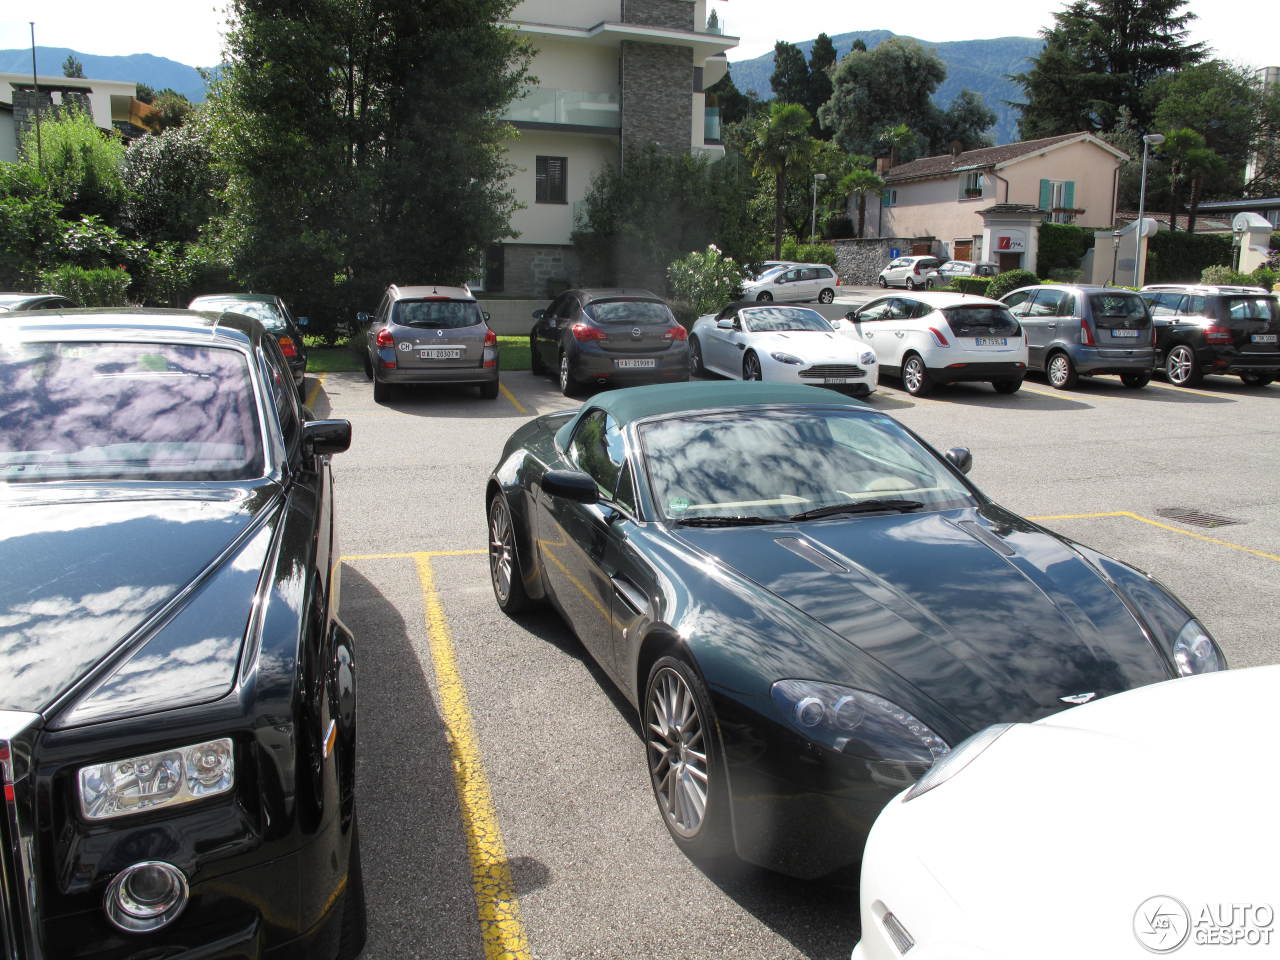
[1046,351,1078,389]
[901,353,932,396]
[643,656,728,858]
[488,494,531,613]
[559,352,579,397]
[877,276,887,288]
[743,351,763,381]
[904,277,916,290]
[818,288,835,304]
[689,336,705,377]
[755,291,773,302]
[1165,344,1202,387]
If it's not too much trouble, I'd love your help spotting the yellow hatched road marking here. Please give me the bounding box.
[1027,510,1280,564]
[305,372,328,408]
[500,382,528,415]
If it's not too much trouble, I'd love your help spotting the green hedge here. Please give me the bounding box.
[1037,222,1093,280]
[950,276,994,296]
[36,265,130,306]
[1145,231,1234,284]
[779,238,837,267]
[987,269,1040,300]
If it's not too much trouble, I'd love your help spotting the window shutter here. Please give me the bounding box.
[1038,179,1052,210]
[1063,181,1075,210]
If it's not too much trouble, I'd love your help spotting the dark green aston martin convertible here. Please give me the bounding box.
[485,381,1224,877]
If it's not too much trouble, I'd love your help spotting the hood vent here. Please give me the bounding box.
[955,520,1015,557]
[774,536,849,572]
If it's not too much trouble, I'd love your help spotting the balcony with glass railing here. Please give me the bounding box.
[505,87,620,129]
[704,105,721,143]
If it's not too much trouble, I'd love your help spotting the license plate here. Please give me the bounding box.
[1110,329,1141,338]
[823,377,850,384]
[615,358,656,368]
[1252,334,1278,344]
[974,337,1007,346]
[419,348,463,359]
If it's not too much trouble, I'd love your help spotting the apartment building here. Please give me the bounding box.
[0,73,144,163]
[486,0,736,296]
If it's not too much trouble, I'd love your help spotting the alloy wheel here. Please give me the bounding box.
[559,353,573,394]
[1048,353,1074,389]
[818,288,834,304]
[756,291,773,302]
[743,353,762,381]
[689,338,703,377]
[488,497,515,605]
[1166,345,1200,386]
[645,667,709,839]
[903,356,926,394]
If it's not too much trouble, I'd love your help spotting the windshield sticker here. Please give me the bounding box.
[138,353,169,372]
[668,497,691,514]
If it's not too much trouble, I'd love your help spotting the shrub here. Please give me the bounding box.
[667,245,743,317]
[987,269,1040,300]
[951,276,993,296]
[1036,222,1092,280]
[779,238,837,267]
[824,213,854,240]
[1200,264,1249,286]
[37,265,130,306]
[1147,231,1234,283]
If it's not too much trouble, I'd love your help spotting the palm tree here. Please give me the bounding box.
[839,167,886,238]
[748,102,815,257]
[1158,128,1205,232]
[1183,147,1227,235]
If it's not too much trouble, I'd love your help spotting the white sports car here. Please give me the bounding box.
[689,303,878,396]
[853,663,1280,960]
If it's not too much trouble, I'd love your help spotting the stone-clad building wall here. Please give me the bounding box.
[621,0,694,31]
[834,238,941,285]
[11,87,93,148]
[620,41,692,162]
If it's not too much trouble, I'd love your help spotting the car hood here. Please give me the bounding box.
[673,507,1172,733]
[752,330,874,359]
[0,485,274,714]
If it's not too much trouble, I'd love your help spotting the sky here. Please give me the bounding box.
[0,0,1273,72]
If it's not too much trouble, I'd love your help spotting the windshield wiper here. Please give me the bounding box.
[789,499,924,521]
[675,515,779,527]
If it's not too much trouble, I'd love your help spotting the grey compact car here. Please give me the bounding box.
[1002,284,1155,389]
[357,284,499,402]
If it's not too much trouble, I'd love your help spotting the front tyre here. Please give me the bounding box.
[818,288,835,304]
[743,351,763,381]
[877,276,887,288]
[336,819,367,960]
[559,351,579,397]
[644,656,731,862]
[755,291,773,302]
[488,494,532,614]
[901,353,932,396]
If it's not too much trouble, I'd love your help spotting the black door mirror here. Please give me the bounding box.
[296,316,311,327]
[532,308,545,321]
[303,419,352,456]
[845,310,859,321]
[944,447,973,474]
[543,470,599,504]
[356,312,370,325]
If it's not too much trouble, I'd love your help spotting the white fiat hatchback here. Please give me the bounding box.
[832,291,1027,396]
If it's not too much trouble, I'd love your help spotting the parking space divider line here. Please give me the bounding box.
[342,549,487,561]
[1028,511,1280,564]
[305,372,328,409]
[500,383,528,415]
[413,554,532,960]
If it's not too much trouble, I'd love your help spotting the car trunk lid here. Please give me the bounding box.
[390,298,488,370]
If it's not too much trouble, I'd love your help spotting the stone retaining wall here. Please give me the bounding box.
[834,238,933,285]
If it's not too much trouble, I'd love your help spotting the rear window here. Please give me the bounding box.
[943,305,1019,336]
[1222,297,1279,323]
[393,298,482,329]
[0,341,264,482]
[583,300,673,325]
[1088,293,1149,328]
[195,299,288,333]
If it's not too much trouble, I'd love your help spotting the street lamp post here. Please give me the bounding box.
[811,173,827,241]
[1135,133,1165,286]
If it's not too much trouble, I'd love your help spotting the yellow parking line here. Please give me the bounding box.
[1091,375,1227,400]
[1028,510,1280,564]
[1018,383,1110,402]
[305,372,327,408]
[500,382,528,415]
[342,549,486,562]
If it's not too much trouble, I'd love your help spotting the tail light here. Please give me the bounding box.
[914,264,924,275]
[1080,319,1095,346]
[375,328,395,348]
[571,323,607,342]
[928,327,950,347]
[276,336,298,358]
[1205,323,1233,344]
[484,329,498,347]
[663,325,688,341]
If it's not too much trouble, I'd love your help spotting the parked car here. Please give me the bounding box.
[741,263,841,303]
[189,292,310,399]
[852,664,1265,960]
[689,302,877,396]
[0,292,77,311]
[877,255,943,290]
[1140,284,1280,387]
[529,288,689,397]
[0,309,362,958]
[357,284,499,402]
[1001,284,1155,389]
[485,380,1221,878]
[923,260,999,289]
[744,259,800,280]
[833,291,1027,395]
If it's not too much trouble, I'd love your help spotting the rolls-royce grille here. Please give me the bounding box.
[800,364,865,379]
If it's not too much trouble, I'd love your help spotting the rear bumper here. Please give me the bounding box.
[572,344,690,384]
[376,365,499,386]
[1071,345,1155,376]
[929,361,1026,384]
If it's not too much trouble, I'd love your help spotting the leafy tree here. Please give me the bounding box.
[1011,0,1207,138]
[122,113,225,243]
[208,0,530,331]
[1157,128,1205,231]
[143,91,195,132]
[1251,82,1280,196]
[16,109,126,224]
[1181,146,1227,233]
[707,68,762,126]
[839,165,885,238]
[850,38,867,53]
[770,41,809,105]
[135,83,156,104]
[805,33,837,138]
[934,89,997,152]
[62,55,85,79]
[1151,61,1255,187]
[878,123,919,167]
[744,102,816,257]
[0,165,64,287]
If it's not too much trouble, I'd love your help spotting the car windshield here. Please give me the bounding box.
[742,307,833,333]
[394,298,482,329]
[0,341,264,482]
[640,408,975,521]
[1224,297,1279,322]
[943,305,1019,336]
[0,295,33,311]
[194,299,288,333]
[584,300,672,324]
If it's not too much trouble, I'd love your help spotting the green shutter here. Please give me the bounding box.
[1063,181,1075,210]
[1039,179,1052,210]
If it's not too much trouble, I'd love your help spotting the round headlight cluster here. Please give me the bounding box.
[105,861,189,933]
[1173,619,1225,675]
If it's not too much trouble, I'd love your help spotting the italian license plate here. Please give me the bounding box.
[974,337,1007,346]
[1252,334,1277,344]
[1111,329,1141,338]
[615,358,656,368]
[419,348,463,359]
[823,377,850,384]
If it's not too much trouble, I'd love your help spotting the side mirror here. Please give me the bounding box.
[296,316,311,327]
[356,312,370,324]
[716,318,735,330]
[532,308,545,321]
[483,311,491,322]
[944,447,973,474]
[543,469,599,504]
[845,310,859,321]
[303,419,352,457]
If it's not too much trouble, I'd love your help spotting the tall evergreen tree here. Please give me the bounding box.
[805,33,837,138]
[707,68,762,127]
[62,55,85,78]
[770,41,810,105]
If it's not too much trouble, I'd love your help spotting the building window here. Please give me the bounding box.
[960,171,983,199]
[881,188,898,207]
[536,156,567,204]
[1039,179,1076,223]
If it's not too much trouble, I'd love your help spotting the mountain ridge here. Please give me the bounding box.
[0,47,210,102]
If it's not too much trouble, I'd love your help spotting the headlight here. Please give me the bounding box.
[859,351,876,366]
[770,680,950,763]
[79,738,235,821]
[904,722,1015,801]
[1173,619,1225,675]
[770,351,803,364]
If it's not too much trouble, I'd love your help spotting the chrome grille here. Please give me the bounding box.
[800,364,865,378]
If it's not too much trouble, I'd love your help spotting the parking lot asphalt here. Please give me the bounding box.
[308,348,1280,960]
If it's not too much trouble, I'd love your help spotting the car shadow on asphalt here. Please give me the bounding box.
[341,564,527,960]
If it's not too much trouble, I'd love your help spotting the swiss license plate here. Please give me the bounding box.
[974,337,1007,346]
[615,358,656,368]
[419,348,463,359]
[823,377,850,384]
[1110,329,1141,338]
[1252,334,1278,344]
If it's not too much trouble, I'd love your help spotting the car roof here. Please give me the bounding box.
[573,288,665,303]
[0,307,263,348]
[1141,284,1271,296]
[865,290,1005,307]
[389,284,475,301]
[1006,284,1142,295]
[189,292,279,304]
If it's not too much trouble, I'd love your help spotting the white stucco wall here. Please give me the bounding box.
[505,130,618,244]
[881,175,988,248]
[511,0,620,27]
[0,107,16,163]
[523,37,619,92]
[0,74,135,132]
